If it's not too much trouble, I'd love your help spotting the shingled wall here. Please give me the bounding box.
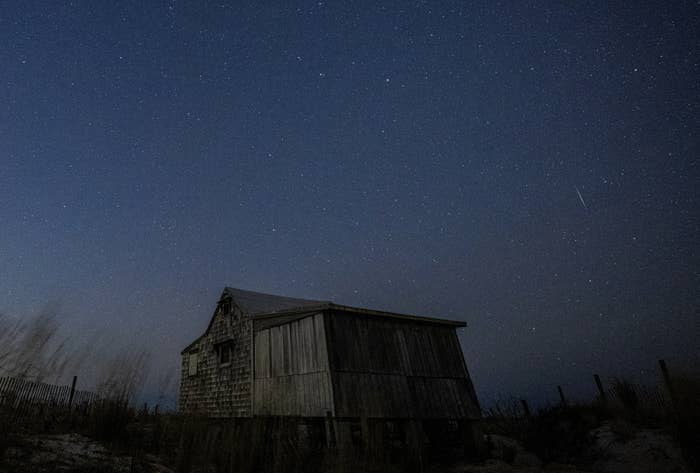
[179,302,252,417]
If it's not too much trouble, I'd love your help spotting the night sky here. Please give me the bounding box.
[1,1,698,406]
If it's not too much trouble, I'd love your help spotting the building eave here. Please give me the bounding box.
[181,333,205,354]
[253,303,467,327]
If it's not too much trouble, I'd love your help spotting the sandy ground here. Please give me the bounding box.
[0,421,694,473]
[450,421,694,473]
[1,433,173,473]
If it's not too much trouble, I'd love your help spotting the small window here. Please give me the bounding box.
[215,341,234,366]
[220,299,232,315]
[188,352,198,376]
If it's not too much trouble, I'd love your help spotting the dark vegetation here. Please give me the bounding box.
[1,312,698,472]
[483,374,700,471]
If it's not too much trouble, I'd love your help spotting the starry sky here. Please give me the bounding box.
[1,1,698,406]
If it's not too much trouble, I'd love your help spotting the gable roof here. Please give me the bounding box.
[182,286,466,353]
[223,286,466,327]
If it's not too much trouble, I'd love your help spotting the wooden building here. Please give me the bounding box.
[179,287,481,421]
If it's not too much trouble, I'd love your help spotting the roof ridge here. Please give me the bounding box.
[220,286,465,326]
[222,286,331,315]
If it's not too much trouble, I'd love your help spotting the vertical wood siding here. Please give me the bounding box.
[252,313,333,416]
[181,301,479,420]
[327,312,480,419]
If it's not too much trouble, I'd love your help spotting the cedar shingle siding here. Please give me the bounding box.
[179,301,252,417]
[179,287,480,420]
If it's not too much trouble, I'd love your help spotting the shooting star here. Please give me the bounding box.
[575,186,588,210]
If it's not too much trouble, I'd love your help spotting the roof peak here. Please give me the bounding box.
[222,286,330,315]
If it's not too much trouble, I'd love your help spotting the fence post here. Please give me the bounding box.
[594,374,607,402]
[658,359,678,410]
[557,385,567,407]
[520,399,531,418]
[153,404,161,453]
[68,376,77,409]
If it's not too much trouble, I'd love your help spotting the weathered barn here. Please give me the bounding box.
[179,287,481,421]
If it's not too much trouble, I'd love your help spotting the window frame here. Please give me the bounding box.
[215,340,234,367]
[188,351,199,377]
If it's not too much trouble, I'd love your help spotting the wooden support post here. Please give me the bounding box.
[68,376,77,408]
[557,385,567,407]
[324,411,336,448]
[594,374,607,402]
[459,419,485,460]
[520,399,531,418]
[373,419,386,464]
[407,420,425,473]
[360,416,370,448]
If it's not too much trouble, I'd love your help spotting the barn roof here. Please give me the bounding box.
[182,286,466,353]
[224,286,466,327]
[222,287,330,315]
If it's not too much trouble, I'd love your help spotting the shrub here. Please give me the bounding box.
[521,405,598,464]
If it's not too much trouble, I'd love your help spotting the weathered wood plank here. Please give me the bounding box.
[254,330,270,379]
[252,371,333,417]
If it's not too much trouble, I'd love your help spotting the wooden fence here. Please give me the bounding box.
[508,358,688,420]
[0,376,99,418]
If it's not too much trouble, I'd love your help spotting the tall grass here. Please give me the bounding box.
[156,415,434,473]
[0,309,154,456]
[0,310,82,456]
[0,309,83,382]
[481,370,700,470]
